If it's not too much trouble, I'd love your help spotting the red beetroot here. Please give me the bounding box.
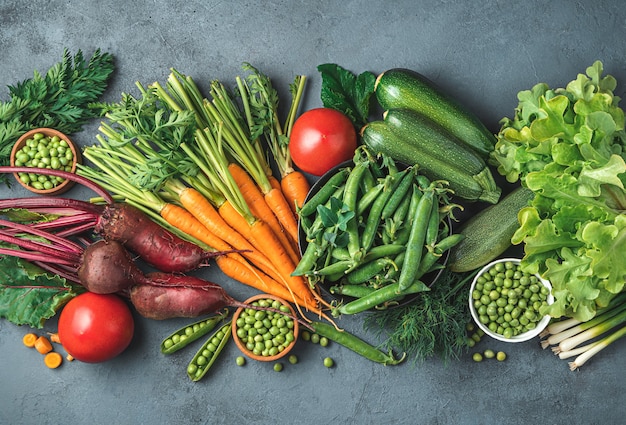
[129,273,248,320]
[95,203,224,273]
[77,239,145,294]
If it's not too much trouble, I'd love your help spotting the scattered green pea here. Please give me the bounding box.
[310,333,320,344]
[472,352,483,362]
[300,330,311,341]
[496,351,507,361]
[483,349,495,359]
[273,362,283,372]
[288,354,298,364]
[236,356,246,366]
[323,357,334,368]
[319,336,329,347]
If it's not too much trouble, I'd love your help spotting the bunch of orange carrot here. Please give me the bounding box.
[77,65,328,321]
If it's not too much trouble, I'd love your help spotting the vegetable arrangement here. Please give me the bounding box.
[5,51,626,376]
[294,146,464,315]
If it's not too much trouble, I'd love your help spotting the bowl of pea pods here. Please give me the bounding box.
[295,148,460,315]
[11,128,82,195]
[469,257,554,342]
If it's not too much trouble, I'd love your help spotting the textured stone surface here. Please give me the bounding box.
[1,1,626,424]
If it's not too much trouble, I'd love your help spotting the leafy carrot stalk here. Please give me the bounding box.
[206,79,300,247]
[150,70,333,317]
[239,64,311,213]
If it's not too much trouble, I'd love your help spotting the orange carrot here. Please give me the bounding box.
[248,218,321,311]
[34,335,53,355]
[44,352,63,369]
[228,163,300,263]
[280,170,310,214]
[159,202,302,306]
[23,333,38,348]
[268,175,282,191]
[215,255,306,309]
[177,187,280,282]
[265,187,300,247]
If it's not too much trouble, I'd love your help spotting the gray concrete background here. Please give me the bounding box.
[1,1,626,424]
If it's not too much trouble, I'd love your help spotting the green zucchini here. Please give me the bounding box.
[360,119,501,204]
[447,186,535,273]
[384,108,487,176]
[375,68,495,158]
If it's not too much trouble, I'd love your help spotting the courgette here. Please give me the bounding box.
[360,119,501,204]
[447,186,535,273]
[375,68,495,158]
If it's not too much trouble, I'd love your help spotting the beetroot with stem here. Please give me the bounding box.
[95,203,230,273]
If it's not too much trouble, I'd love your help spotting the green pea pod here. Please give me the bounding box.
[356,182,384,216]
[345,257,397,285]
[415,233,465,279]
[334,280,429,316]
[360,172,402,252]
[397,187,435,292]
[299,167,350,217]
[381,167,415,220]
[160,310,229,355]
[342,162,369,259]
[309,321,406,365]
[292,237,323,276]
[329,284,376,298]
[187,321,232,382]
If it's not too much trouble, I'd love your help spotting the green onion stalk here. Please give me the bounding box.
[540,292,626,370]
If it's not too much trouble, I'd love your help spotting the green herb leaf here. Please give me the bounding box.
[0,256,81,328]
[317,63,376,129]
[0,48,115,176]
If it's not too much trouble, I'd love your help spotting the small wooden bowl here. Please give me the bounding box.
[10,128,82,195]
[231,294,299,362]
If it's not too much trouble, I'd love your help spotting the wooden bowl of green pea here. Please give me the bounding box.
[10,128,82,195]
[232,294,299,362]
[469,258,554,343]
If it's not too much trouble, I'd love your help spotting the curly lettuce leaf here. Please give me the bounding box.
[493,61,626,320]
[0,256,81,328]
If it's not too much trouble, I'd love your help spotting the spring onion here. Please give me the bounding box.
[540,293,626,370]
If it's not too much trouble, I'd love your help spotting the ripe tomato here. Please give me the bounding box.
[289,108,357,176]
[58,292,134,363]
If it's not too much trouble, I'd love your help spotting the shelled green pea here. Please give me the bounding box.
[14,132,75,190]
[234,297,297,359]
[471,260,550,339]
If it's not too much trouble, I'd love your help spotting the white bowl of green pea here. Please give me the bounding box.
[469,258,554,343]
[11,128,81,195]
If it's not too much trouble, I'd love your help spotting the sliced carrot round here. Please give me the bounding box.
[23,333,38,348]
[44,352,63,369]
[34,335,53,354]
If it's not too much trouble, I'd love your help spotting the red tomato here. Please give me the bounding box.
[58,292,134,363]
[289,108,357,176]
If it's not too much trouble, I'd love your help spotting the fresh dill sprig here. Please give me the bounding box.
[363,268,478,365]
[0,48,115,171]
